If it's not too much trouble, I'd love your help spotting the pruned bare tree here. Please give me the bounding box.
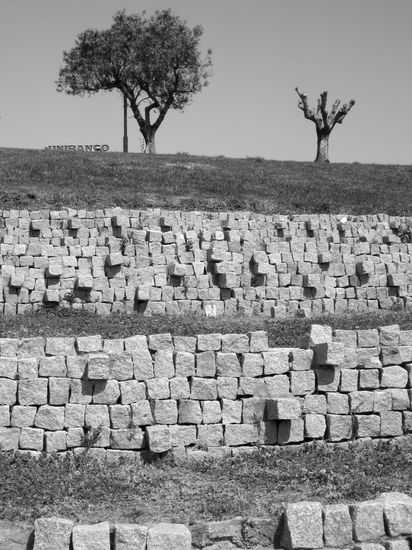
[295,88,355,163]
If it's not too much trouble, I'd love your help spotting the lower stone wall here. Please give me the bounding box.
[0,324,411,456]
[1,492,411,549]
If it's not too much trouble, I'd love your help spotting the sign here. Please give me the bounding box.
[44,144,110,152]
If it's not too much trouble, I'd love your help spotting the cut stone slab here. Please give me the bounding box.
[266,398,302,420]
[146,425,171,453]
[114,524,148,550]
[377,492,412,536]
[147,523,191,550]
[34,517,74,550]
[350,500,385,541]
[309,324,332,346]
[72,521,110,550]
[281,501,323,549]
[323,503,353,547]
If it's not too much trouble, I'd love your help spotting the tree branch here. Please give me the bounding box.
[319,91,328,130]
[295,87,317,123]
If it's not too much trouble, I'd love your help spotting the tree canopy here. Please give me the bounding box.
[56,9,212,153]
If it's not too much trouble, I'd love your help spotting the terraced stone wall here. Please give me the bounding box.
[1,208,412,315]
[0,324,411,456]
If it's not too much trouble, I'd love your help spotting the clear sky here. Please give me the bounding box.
[1,0,411,164]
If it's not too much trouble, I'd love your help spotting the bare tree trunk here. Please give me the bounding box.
[315,131,330,163]
[142,128,157,154]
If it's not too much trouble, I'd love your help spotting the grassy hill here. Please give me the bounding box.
[0,147,411,214]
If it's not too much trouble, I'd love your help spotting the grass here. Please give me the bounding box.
[1,307,412,345]
[0,437,411,525]
[0,307,409,345]
[0,147,411,215]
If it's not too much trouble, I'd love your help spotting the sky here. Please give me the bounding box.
[0,0,411,164]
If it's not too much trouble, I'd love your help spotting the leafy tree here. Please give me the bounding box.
[56,10,212,153]
[295,88,355,163]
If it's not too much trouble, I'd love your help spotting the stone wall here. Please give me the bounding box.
[0,324,411,456]
[1,208,412,316]
[2,491,412,549]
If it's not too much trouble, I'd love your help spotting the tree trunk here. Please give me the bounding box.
[315,131,330,163]
[142,128,157,154]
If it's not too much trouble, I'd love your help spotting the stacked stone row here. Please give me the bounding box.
[0,325,411,457]
[1,208,412,315]
[29,491,412,549]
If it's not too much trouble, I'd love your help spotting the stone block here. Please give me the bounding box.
[132,349,154,380]
[221,333,249,353]
[263,375,290,397]
[111,427,145,450]
[19,427,44,450]
[197,333,222,351]
[304,414,326,439]
[147,523,191,550]
[326,392,349,414]
[45,430,67,452]
[278,419,304,444]
[350,391,374,413]
[146,377,170,400]
[249,331,269,352]
[173,335,196,353]
[267,397,301,420]
[0,379,17,405]
[195,351,216,377]
[11,406,36,427]
[76,335,102,353]
[174,352,195,377]
[303,394,326,415]
[169,377,190,400]
[146,425,171,453]
[217,377,238,399]
[0,357,17,379]
[72,522,111,550]
[0,405,10,426]
[85,404,110,427]
[379,325,400,346]
[216,353,241,377]
[358,329,379,348]
[327,414,353,441]
[289,348,314,370]
[359,369,380,390]
[356,348,381,369]
[381,346,402,366]
[373,390,392,412]
[153,350,174,378]
[315,367,340,392]
[355,414,380,438]
[87,353,110,380]
[64,404,85,428]
[17,357,39,379]
[202,401,222,424]
[381,366,408,388]
[313,341,345,367]
[109,404,131,429]
[350,500,385,541]
[114,524,148,550]
[281,501,323,549]
[224,424,259,446]
[148,333,173,351]
[109,352,133,380]
[309,324,332,346]
[221,399,242,424]
[119,380,146,404]
[290,371,315,396]
[323,503,353,547]
[35,405,64,431]
[340,369,359,393]
[45,379,69,409]
[93,380,120,404]
[18,337,45,358]
[377,492,412,536]
[263,349,290,375]
[241,353,264,377]
[153,399,178,424]
[18,378,48,406]
[391,388,410,410]
[34,517,74,550]
[70,379,93,404]
[380,411,403,436]
[190,377,217,400]
[66,356,87,379]
[399,347,412,364]
[45,337,76,356]
[169,425,197,448]
[131,401,154,426]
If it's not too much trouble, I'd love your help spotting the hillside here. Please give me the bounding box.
[0,147,411,214]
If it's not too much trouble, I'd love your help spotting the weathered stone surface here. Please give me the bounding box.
[0,378,17,405]
[350,500,385,541]
[313,341,345,367]
[315,367,340,392]
[76,335,102,353]
[93,380,120,404]
[381,366,408,388]
[281,501,323,549]
[131,401,154,426]
[327,414,353,441]
[379,325,400,346]
[87,353,110,380]
[262,349,290,375]
[0,426,20,450]
[35,405,64,431]
[34,517,73,550]
[221,333,249,353]
[380,411,403,436]
[191,377,217,400]
[147,523,191,550]
[290,371,315,396]
[45,430,67,452]
[197,424,224,447]
[323,503,353,547]
[267,398,301,420]
[309,325,332,346]
[278,419,304,444]
[304,414,326,439]
[197,333,222,351]
[109,352,133,380]
[216,353,241,377]
[72,522,110,550]
[19,427,44,450]
[45,337,76,356]
[111,427,145,450]
[178,399,202,424]
[114,524,148,550]
[190,518,243,548]
[146,425,171,453]
[153,399,178,424]
[224,424,259,446]
[377,492,412,536]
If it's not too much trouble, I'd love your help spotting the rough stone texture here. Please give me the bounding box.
[147,523,191,550]
[267,398,301,420]
[281,501,323,549]
[350,500,385,541]
[72,522,110,550]
[146,425,171,453]
[377,492,412,536]
[34,517,73,550]
[323,503,353,547]
[114,524,148,550]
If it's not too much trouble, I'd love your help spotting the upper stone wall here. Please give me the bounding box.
[1,208,412,315]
